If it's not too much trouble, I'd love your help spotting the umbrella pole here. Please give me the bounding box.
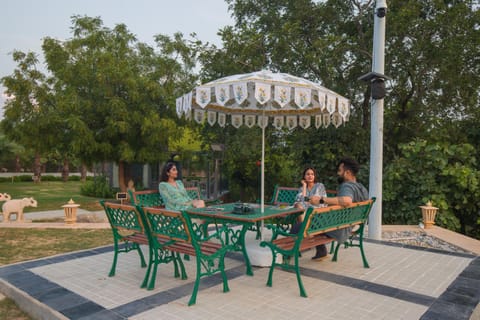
[260,109,265,241]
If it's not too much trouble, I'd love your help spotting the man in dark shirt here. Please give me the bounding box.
[309,157,369,260]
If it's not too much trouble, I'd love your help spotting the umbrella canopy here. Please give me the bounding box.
[176,70,350,237]
[177,70,350,129]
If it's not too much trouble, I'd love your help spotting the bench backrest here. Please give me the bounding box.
[128,189,164,208]
[140,206,194,243]
[326,189,338,197]
[100,200,147,235]
[185,186,201,200]
[303,198,376,237]
[269,185,338,205]
[269,185,298,205]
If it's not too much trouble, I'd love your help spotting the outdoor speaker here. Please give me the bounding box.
[371,79,386,100]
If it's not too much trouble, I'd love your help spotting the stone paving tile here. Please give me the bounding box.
[0,239,478,320]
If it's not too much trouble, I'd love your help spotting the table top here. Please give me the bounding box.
[185,203,303,223]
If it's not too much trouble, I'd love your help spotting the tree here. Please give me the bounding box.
[0,131,25,171]
[383,140,480,238]
[195,0,375,199]
[0,51,58,180]
[384,1,480,156]
[42,16,196,189]
[193,1,480,238]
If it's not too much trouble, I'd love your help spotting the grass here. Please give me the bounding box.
[0,181,115,318]
[0,228,113,319]
[0,228,113,266]
[0,298,31,320]
[0,181,111,212]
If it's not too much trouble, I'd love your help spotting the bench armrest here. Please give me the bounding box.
[190,222,232,247]
[268,224,296,241]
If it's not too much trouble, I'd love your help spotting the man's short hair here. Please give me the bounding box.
[338,158,360,176]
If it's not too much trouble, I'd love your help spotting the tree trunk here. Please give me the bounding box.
[33,152,41,183]
[62,158,69,182]
[80,163,87,182]
[15,155,21,172]
[118,160,126,191]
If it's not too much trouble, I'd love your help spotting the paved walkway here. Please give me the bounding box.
[0,211,479,319]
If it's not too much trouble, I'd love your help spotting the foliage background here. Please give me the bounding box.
[1,1,479,238]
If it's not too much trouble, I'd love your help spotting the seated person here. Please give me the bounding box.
[309,158,369,260]
[293,167,328,222]
[158,162,205,210]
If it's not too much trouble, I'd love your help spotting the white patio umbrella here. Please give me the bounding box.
[176,70,350,239]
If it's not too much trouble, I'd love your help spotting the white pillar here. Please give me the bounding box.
[368,0,387,240]
[143,164,149,188]
[112,163,119,188]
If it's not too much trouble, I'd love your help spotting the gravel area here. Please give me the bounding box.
[380,230,472,254]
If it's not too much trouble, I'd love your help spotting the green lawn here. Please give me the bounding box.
[0,181,112,212]
[0,228,113,320]
[0,180,115,319]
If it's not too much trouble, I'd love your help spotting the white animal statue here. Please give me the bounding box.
[0,193,11,202]
[2,197,37,222]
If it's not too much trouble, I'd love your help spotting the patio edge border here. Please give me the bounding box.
[0,278,68,320]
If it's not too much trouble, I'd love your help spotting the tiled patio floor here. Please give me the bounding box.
[1,229,478,320]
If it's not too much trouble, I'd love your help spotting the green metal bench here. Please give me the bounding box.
[100,201,181,289]
[186,186,223,206]
[128,189,164,208]
[268,185,298,205]
[268,185,338,204]
[139,206,234,306]
[260,198,376,297]
[326,189,338,197]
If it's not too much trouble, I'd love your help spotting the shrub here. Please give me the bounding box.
[80,175,115,198]
[383,139,480,238]
[41,175,62,181]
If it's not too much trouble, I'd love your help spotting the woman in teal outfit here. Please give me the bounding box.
[158,162,205,210]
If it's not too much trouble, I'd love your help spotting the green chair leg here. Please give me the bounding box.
[177,252,188,279]
[141,246,154,288]
[188,258,202,306]
[136,244,147,268]
[329,241,335,254]
[294,254,307,298]
[220,256,230,293]
[147,251,160,290]
[332,242,341,262]
[108,244,119,277]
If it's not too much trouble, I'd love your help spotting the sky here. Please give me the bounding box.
[0,0,234,118]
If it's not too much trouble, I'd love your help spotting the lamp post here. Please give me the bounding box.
[359,0,388,240]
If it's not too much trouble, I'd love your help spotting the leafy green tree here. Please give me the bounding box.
[41,16,196,189]
[195,0,375,199]
[0,51,58,180]
[0,132,25,171]
[385,1,480,156]
[196,1,479,212]
[383,139,480,238]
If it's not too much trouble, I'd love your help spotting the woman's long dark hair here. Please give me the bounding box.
[160,162,176,182]
[302,167,318,183]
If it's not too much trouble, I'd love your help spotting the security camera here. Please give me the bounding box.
[376,7,386,18]
[375,0,387,18]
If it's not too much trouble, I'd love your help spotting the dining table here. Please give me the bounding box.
[185,202,303,275]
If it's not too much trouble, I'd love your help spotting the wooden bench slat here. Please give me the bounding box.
[273,235,333,251]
